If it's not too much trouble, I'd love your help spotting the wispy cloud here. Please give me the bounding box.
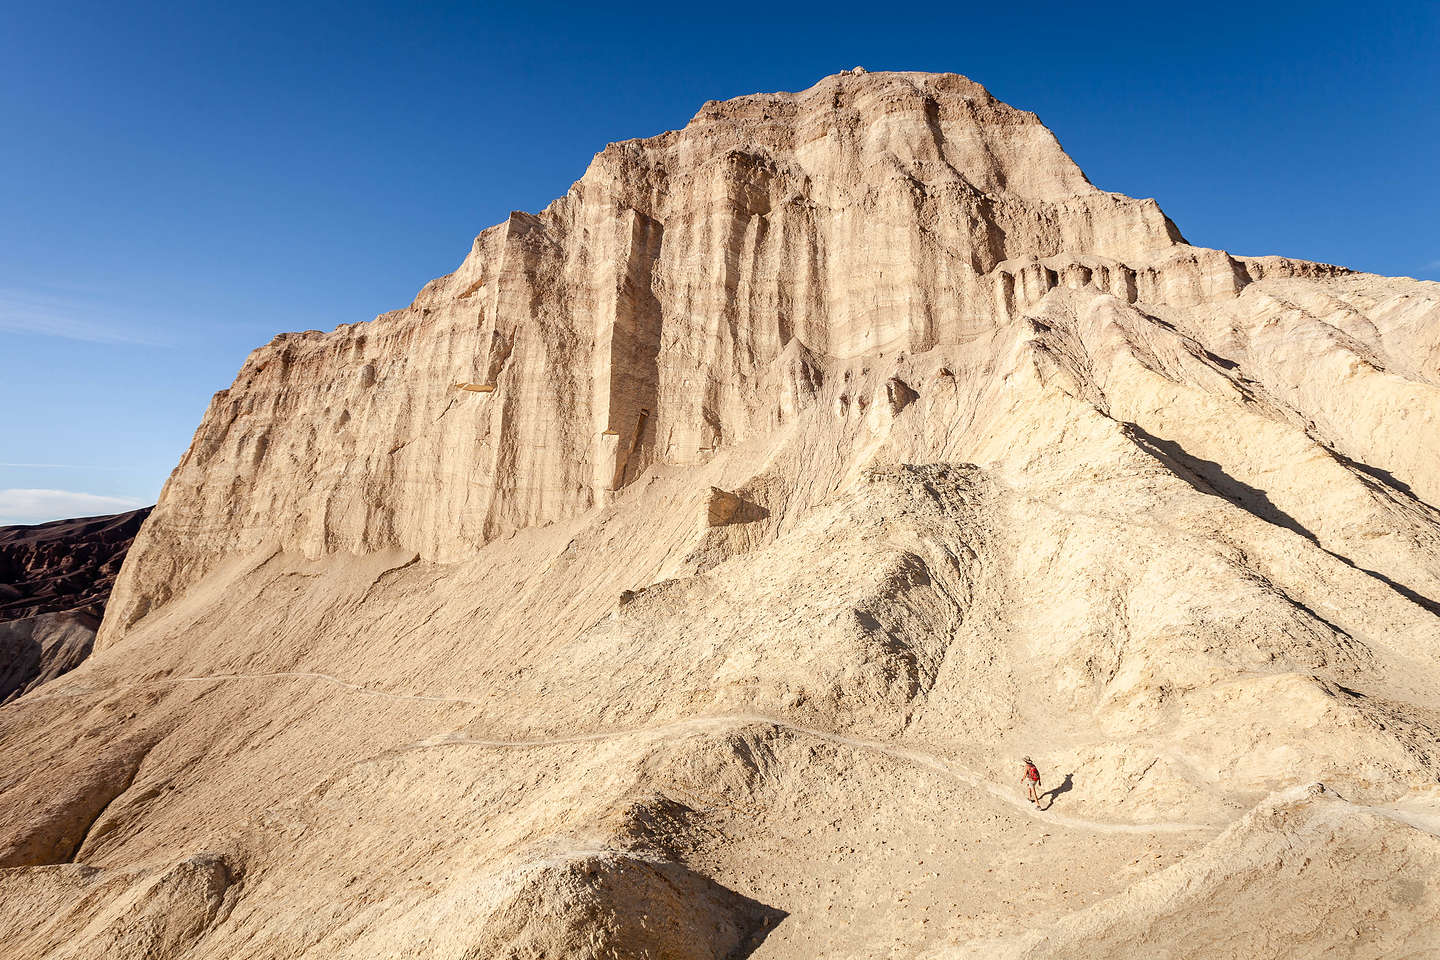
[0,289,169,346]
[0,462,132,470]
[1423,259,1440,272]
[0,488,147,525]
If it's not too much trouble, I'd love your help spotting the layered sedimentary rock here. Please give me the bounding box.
[103,72,1436,647]
[2,70,1439,958]
[100,70,1189,635]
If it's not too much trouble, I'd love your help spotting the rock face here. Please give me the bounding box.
[1,71,1439,958]
[101,69,1194,635]
[0,508,151,703]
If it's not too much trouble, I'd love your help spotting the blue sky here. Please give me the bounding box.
[1,1,1436,524]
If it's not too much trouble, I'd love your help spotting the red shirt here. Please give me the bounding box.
[1024,763,1040,782]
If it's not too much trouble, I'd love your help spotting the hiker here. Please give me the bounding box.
[1022,756,1042,806]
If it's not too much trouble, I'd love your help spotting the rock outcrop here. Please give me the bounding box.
[2,71,1438,958]
[101,70,1196,637]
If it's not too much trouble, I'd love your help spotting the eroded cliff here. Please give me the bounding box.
[104,70,1196,637]
[3,70,1439,959]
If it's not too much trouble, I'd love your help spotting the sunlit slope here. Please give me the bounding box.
[1,70,1437,959]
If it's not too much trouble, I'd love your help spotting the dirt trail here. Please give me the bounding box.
[19,669,1217,835]
[420,722,1214,834]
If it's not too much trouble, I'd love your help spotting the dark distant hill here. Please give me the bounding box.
[0,508,152,702]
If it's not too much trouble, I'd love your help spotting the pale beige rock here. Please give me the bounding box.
[1,70,1438,958]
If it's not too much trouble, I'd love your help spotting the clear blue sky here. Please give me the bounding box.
[2,1,1436,524]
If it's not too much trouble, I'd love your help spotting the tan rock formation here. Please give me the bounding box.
[1,70,1438,958]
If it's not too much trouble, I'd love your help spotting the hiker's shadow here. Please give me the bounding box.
[1040,773,1074,811]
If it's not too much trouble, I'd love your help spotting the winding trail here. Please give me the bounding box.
[24,669,1216,835]
[419,718,1213,835]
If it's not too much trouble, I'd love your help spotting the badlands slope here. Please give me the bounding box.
[0,508,151,704]
[2,69,1439,958]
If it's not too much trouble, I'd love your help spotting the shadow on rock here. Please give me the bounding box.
[1040,773,1074,811]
